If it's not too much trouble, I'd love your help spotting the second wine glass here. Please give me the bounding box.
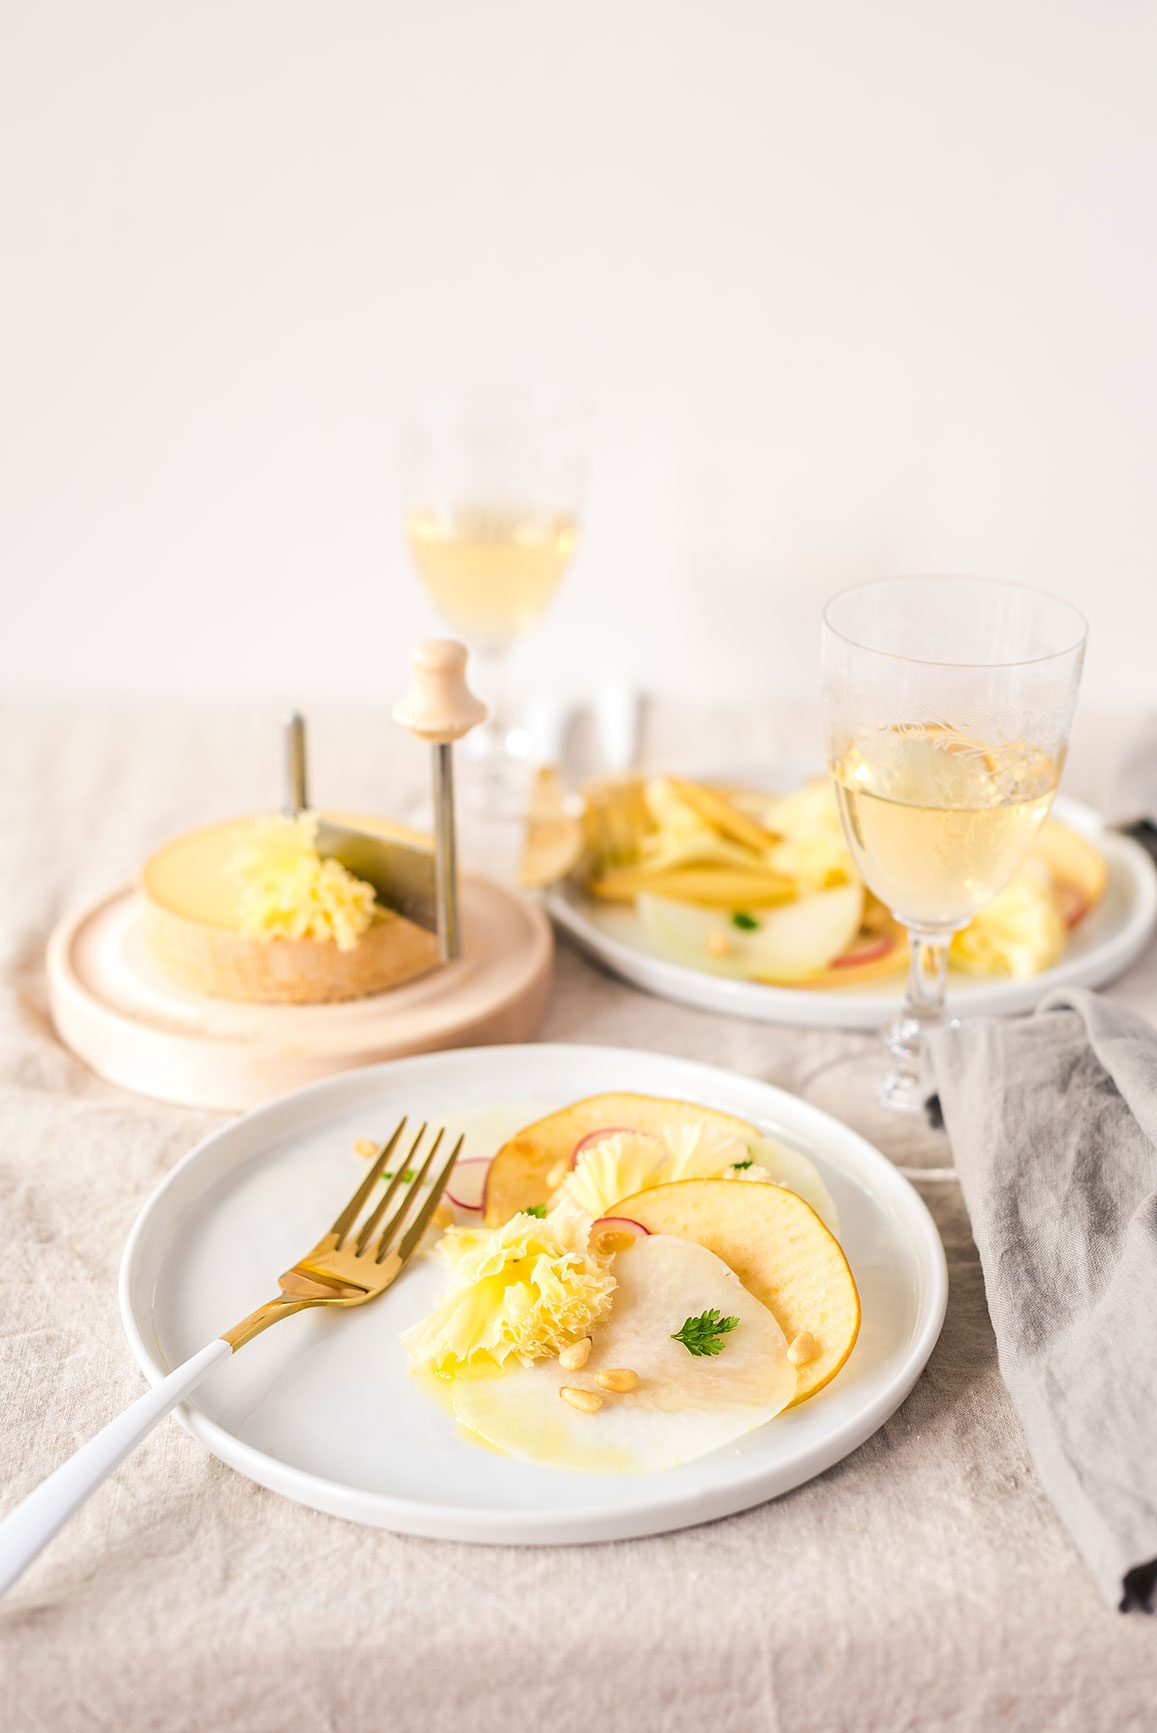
[402,389,584,818]
[822,575,1087,1115]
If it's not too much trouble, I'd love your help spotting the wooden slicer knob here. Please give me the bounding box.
[391,640,487,745]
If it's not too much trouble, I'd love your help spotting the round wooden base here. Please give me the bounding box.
[48,875,553,1111]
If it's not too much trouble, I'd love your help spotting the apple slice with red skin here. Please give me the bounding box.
[482,1093,763,1227]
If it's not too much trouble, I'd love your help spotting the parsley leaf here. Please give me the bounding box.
[730,1158,754,1170]
[731,911,760,931]
[523,1203,548,1219]
[671,1309,740,1357]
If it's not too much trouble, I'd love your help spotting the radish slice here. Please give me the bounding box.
[445,1157,491,1212]
[1055,882,1090,928]
[832,933,895,968]
[570,1127,662,1169]
[590,1215,650,1247]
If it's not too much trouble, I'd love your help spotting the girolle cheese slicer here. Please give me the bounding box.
[285,639,486,964]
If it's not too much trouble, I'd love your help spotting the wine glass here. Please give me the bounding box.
[822,576,1087,1115]
[401,388,583,818]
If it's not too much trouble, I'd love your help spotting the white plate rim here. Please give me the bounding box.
[546,797,1157,1030]
[119,1044,948,1545]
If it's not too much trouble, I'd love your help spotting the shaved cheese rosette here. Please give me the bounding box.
[551,1121,779,1223]
[399,1199,616,1375]
[555,1134,666,1220]
[659,1119,749,1181]
[227,813,376,951]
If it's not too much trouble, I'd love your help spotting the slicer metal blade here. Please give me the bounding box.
[312,819,438,935]
[282,711,438,936]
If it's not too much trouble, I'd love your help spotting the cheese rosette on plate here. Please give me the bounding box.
[398,1197,616,1375]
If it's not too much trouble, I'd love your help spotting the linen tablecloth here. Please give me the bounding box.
[2,699,1156,1733]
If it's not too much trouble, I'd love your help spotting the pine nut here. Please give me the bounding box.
[787,1330,816,1366]
[595,1367,639,1393]
[353,1138,379,1160]
[707,929,730,957]
[594,1228,636,1255]
[546,1158,569,1189]
[558,1337,592,1371]
[560,1385,603,1414]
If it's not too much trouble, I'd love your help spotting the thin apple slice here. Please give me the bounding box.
[615,1178,860,1406]
[483,1093,765,1227]
[590,865,796,907]
[637,883,864,983]
[663,777,782,854]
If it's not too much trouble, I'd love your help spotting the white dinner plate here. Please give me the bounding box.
[120,1044,946,1545]
[546,797,1157,1030]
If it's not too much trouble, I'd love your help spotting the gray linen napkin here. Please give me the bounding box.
[927,987,1157,1612]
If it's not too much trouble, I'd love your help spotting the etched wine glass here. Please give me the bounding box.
[823,576,1087,1115]
[401,389,583,818]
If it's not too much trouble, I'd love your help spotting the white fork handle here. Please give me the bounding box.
[0,1336,232,1598]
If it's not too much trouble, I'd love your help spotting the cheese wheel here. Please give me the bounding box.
[139,817,440,1005]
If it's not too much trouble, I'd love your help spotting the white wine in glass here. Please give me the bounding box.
[823,577,1086,1116]
[406,506,578,648]
[832,730,1060,931]
[402,391,583,819]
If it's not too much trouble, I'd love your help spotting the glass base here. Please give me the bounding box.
[879,1010,927,1116]
[879,1002,957,1176]
[878,1067,928,1116]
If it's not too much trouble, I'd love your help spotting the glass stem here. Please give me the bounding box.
[460,642,528,821]
[466,642,512,767]
[880,925,956,1114]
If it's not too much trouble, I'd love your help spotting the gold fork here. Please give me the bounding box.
[0,1117,460,1598]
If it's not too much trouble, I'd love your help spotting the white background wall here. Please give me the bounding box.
[3,1,1155,712]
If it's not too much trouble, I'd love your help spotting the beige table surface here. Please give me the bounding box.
[2,700,1156,1733]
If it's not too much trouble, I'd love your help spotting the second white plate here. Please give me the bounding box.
[546,798,1157,1030]
[119,1044,946,1545]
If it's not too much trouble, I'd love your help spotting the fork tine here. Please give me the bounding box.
[371,1126,445,1263]
[330,1118,407,1244]
[372,1127,444,1259]
[385,1134,463,1266]
[352,1122,428,1253]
